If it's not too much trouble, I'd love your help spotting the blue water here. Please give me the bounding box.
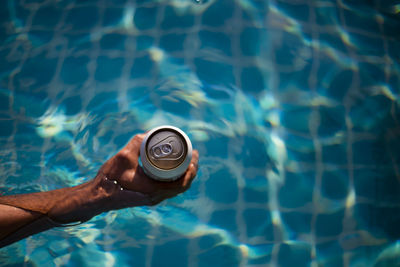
[0,0,400,266]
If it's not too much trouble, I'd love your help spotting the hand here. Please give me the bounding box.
[99,134,199,207]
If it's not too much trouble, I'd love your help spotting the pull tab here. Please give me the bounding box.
[152,143,173,158]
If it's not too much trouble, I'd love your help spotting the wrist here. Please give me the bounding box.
[48,172,153,224]
[47,175,112,224]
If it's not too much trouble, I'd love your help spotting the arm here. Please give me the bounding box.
[0,134,199,248]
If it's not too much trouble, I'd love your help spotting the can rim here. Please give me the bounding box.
[140,125,193,181]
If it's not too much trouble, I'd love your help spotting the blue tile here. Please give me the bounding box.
[194,58,235,86]
[65,32,93,50]
[374,244,400,267]
[322,143,347,165]
[243,208,273,239]
[159,96,193,117]
[29,30,54,46]
[0,91,9,111]
[117,246,147,267]
[285,134,315,163]
[114,132,133,147]
[321,169,348,200]
[241,2,269,24]
[287,148,316,164]
[202,134,229,157]
[359,63,385,87]
[65,7,99,30]
[103,8,124,27]
[352,139,384,165]
[95,56,125,82]
[12,92,50,118]
[131,54,153,79]
[278,172,314,208]
[350,94,392,133]
[243,177,269,203]
[206,169,238,204]
[202,84,231,100]
[198,244,241,267]
[274,32,304,66]
[316,241,343,267]
[276,1,309,22]
[87,91,119,114]
[277,62,313,92]
[281,107,313,133]
[60,56,90,84]
[343,8,380,34]
[278,242,311,267]
[161,5,194,30]
[209,209,237,233]
[0,3,10,25]
[11,3,30,28]
[136,35,154,51]
[319,32,348,55]
[152,239,188,267]
[351,33,385,57]
[315,7,340,26]
[100,34,127,50]
[383,15,400,39]
[199,30,232,56]
[248,247,272,265]
[201,0,234,27]
[282,212,312,234]
[235,136,269,168]
[198,234,222,250]
[354,169,400,203]
[316,210,344,237]
[32,4,63,27]
[160,33,186,52]
[318,106,346,137]
[0,119,13,137]
[134,7,157,30]
[62,95,82,115]
[324,69,353,102]
[240,27,264,56]
[354,203,400,238]
[241,66,265,95]
[14,52,57,89]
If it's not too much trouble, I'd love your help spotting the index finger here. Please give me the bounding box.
[114,133,146,166]
[124,133,146,153]
[181,149,199,189]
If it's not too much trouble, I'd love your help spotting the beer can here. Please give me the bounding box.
[140,125,193,181]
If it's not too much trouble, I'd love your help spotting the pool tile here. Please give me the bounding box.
[277,242,312,267]
[243,208,273,240]
[161,5,195,30]
[201,0,234,27]
[316,209,344,237]
[134,7,157,30]
[206,169,238,204]
[95,56,125,82]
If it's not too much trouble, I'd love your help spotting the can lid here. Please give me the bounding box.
[140,125,193,181]
[145,129,187,170]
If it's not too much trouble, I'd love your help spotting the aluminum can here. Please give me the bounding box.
[140,125,193,181]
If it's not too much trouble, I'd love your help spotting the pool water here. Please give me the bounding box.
[1,0,400,266]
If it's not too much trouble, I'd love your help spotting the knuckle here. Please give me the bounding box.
[116,150,130,160]
[133,134,144,143]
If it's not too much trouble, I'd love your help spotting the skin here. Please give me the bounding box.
[0,134,199,248]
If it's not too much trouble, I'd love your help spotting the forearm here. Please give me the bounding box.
[0,171,151,248]
[0,204,42,240]
[0,173,112,248]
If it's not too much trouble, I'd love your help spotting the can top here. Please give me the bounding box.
[145,128,187,170]
[140,125,193,181]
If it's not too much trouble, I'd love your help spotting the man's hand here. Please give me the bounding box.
[0,133,198,248]
[99,134,199,207]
